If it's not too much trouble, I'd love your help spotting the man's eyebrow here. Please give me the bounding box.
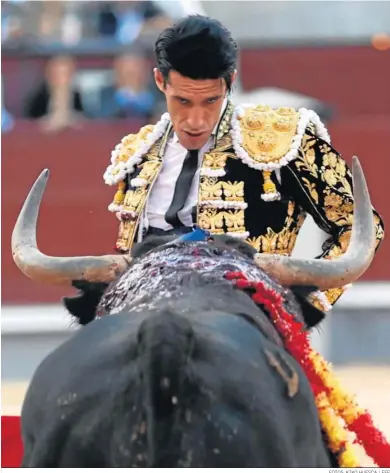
[205,95,223,102]
[173,95,191,102]
[172,94,223,103]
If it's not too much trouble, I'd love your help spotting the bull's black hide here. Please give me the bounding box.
[21,235,333,467]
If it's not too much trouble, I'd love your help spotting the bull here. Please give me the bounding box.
[11,157,376,467]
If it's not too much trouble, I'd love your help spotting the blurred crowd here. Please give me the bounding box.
[2,1,172,47]
[2,0,176,133]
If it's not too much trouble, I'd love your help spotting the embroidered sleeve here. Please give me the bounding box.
[287,125,385,311]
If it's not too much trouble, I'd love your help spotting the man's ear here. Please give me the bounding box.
[154,68,165,93]
[231,69,237,84]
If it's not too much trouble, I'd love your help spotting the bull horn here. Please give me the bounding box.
[254,156,376,290]
[12,169,131,286]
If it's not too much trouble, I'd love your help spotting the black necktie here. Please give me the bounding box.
[165,149,199,228]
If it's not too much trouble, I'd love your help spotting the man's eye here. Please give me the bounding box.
[207,98,217,104]
[178,98,188,105]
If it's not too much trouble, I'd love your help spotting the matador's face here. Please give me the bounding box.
[154,69,229,150]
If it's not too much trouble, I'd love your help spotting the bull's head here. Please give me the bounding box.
[11,157,376,291]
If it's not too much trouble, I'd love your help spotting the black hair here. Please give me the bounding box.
[154,15,238,92]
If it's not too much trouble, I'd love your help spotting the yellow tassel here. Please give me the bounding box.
[262,171,277,194]
[339,445,362,468]
[309,352,364,424]
[261,171,280,201]
[113,181,126,205]
[315,392,361,467]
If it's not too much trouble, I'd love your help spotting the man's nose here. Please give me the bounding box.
[186,109,205,131]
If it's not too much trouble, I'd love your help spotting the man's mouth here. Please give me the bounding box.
[184,131,205,138]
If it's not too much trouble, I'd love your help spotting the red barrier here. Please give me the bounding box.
[1,416,23,468]
[240,45,390,116]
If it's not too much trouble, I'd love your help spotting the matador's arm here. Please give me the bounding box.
[284,123,385,311]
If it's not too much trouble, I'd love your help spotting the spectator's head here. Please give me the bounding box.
[153,15,238,150]
[113,51,149,90]
[45,55,76,88]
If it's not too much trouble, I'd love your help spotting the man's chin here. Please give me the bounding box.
[179,132,210,150]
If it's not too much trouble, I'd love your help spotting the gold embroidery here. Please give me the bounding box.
[138,160,162,180]
[203,152,229,171]
[276,107,297,116]
[239,106,300,165]
[215,133,235,152]
[245,111,266,130]
[199,177,223,201]
[374,214,385,241]
[339,229,352,252]
[246,205,306,255]
[114,132,165,252]
[195,126,240,227]
[123,188,147,213]
[302,178,319,204]
[295,131,354,227]
[324,287,346,305]
[222,181,245,202]
[201,134,236,173]
[287,201,295,217]
[295,135,319,179]
[198,208,225,234]
[323,229,352,260]
[224,210,246,233]
[320,144,352,197]
[116,220,137,252]
[114,125,154,165]
[323,190,353,226]
[216,101,235,141]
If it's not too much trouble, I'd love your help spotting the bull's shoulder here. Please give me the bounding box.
[234,104,330,170]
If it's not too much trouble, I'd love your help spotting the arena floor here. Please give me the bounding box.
[2,365,390,467]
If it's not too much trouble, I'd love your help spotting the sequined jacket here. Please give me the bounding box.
[103,102,385,311]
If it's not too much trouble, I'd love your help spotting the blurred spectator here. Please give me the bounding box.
[2,106,14,133]
[97,1,171,44]
[97,51,157,120]
[2,1,173,48]
[2,79,14,134]
[1,0,28,45]
[24,55,85,133]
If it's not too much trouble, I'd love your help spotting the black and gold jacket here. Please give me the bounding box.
[104,102,384,311]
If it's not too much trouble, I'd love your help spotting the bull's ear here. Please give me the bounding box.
[62,280,109,326]
[289,285,326,329]
[131,234,177,259]
[212,235,257,258]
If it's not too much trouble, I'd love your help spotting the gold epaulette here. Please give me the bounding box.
[103,124,156,187]
[235,104,329,200]
[238,105,300,168]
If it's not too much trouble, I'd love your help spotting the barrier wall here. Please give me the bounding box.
[239,45,390,116]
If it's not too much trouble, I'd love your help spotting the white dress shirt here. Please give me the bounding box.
[145,99,228,231]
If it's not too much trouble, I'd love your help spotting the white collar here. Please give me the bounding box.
[171,97,228,144]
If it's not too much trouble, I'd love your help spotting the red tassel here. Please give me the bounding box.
[349,413,390,467]
[225,271,247,281]
[235,279,251,289]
